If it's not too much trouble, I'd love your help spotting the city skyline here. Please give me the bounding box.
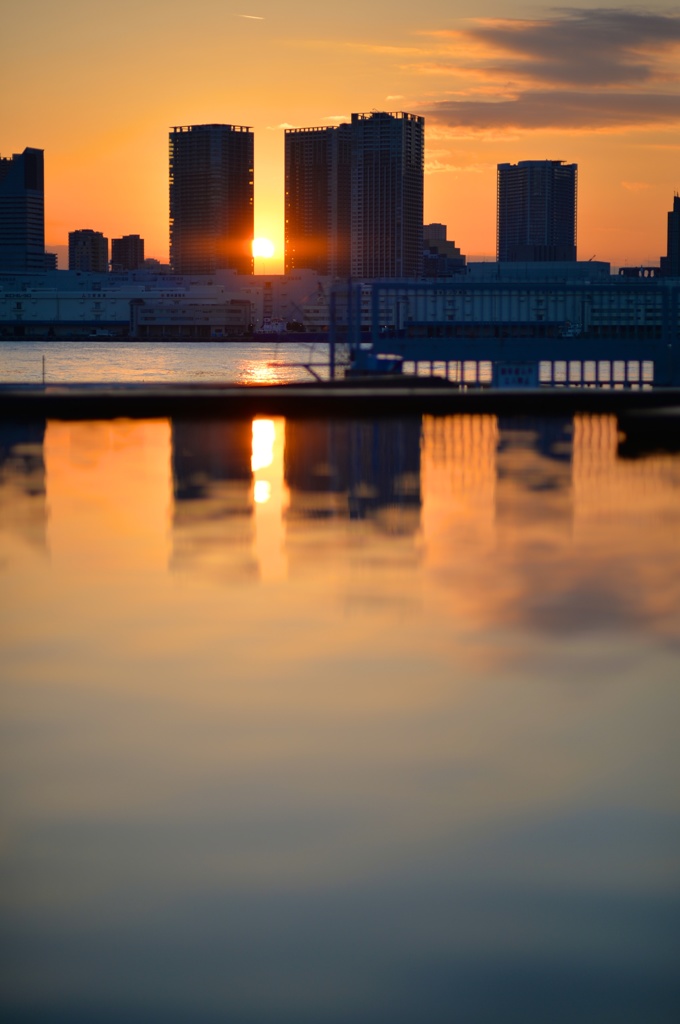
[3,2,680,270]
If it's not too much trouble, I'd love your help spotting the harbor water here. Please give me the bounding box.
[0,340,338,386]
[1,343,679,1022]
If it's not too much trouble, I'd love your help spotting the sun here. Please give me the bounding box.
[252,237,275,259]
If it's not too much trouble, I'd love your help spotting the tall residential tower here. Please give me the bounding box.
[169,124,254,276]
[0,147,45,272]
[350,111,424,279]
[284,125,351,276]
[497,160,577,262]
[284,111,424,279]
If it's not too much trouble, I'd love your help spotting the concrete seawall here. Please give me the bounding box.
[1,380,680,424]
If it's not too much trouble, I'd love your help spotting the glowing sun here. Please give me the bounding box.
[252,237,275,259]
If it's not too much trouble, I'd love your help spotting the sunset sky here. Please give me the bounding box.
[3,2,680,271]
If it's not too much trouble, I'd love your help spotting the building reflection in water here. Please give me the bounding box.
[491,417,578,635]
[571,414,680,642]
[285,418,421,530]
[419,413,680,641]
[170,416,423,585]
[0,420,47,557]
[171,419,255,579]
[5,409,670,653]
[1,412,679,1024]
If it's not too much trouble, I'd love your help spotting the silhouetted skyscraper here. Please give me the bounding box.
[284,125,351,276]
[497,160,577,262]
[350,111,424,279]
[660,194,680,277]
[69,229,108,272]
[284,111,424,279]
[111,234,144,272]
[169,124,254,276]
[0,147,45,272]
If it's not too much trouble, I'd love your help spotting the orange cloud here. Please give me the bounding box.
[424,11,680,87]
[415,10,680,132]
[424,90,680,132]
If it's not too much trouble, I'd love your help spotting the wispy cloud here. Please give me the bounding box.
[239,14,264,19]
[425,158,487,174]
[416,9,680,132]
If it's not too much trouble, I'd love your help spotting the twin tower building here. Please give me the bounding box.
[169,112,425,278]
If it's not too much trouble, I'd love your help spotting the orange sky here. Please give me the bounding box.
[2,2,680,270]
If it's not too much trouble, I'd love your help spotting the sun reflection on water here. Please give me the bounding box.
[254,479,271,504]
[251,417,288,582]
[251,418,276,471]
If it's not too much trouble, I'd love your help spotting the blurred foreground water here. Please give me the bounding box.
[1,410,679,1023]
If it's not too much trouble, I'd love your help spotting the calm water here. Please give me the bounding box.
[0,339,338,385]
[1,346,679,1022]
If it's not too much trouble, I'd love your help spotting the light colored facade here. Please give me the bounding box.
[0,269,262,338]
[131,298,253,338]
[2,262,678,343]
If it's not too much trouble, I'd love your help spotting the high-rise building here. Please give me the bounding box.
[350,111,424,279]
[68,229,108,272]
[497,160,577,262]
[111,234,145,272]
[169,124,254,276]
[660,195,680,278]
[284,111,424,279]
[284,125,351,276]
[0,147,45,272]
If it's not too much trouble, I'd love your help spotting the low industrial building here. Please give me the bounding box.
[131,298,253,338]
[1,261,679,344]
